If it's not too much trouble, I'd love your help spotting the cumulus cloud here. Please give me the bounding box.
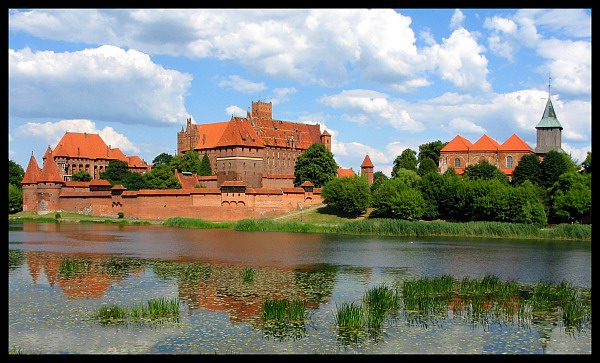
[535,39,591,96]
[270,87,297,105]
[15,119,140,154]
[448,118,487,135]
[8,45,191,126]
[449,9,465,30]
[7,9,432,92]
[424,28,491,93]
[217,75,267,94]
[225,105,247,118]
[320,89,424,132]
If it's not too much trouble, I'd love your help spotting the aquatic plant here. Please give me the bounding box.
[95,297,180,325]
[242,267,254,283]
[59,257,91,278]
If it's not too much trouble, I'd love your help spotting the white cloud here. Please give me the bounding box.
[520,9,591,38]
[424,28,491,93]
[217,75,267,94]
[320,89,424,132]
[8,46,191,126]
[270,87,297,105]
[535,39,591,96]
[448,118,487,135]
[225,105,247,118]
[449,9,465,30]
[15,119,140,154]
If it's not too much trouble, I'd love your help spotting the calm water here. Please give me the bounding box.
[8,222,591,354]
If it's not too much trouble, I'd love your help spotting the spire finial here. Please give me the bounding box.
[548,72,552,96]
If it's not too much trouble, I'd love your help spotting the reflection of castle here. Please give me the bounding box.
[439,91,564,179]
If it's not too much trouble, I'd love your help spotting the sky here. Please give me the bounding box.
[8,8,591,177]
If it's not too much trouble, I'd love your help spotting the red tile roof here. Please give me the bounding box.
[360,155,374,168]
[498,134,533,151]
[127,155,148,168]
[89,179,111,186]
[221,181,246,187]
[21,154,41,184]
[300,181,315,187]
[216,117,264,148]
[252,118,322,149]
[191,121,233,149]
[175,171,200,189]
[470,134,500,151]
[38,157,64,183]
[337,168,355,178]
[440,135,473,152]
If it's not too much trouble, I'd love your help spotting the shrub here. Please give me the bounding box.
[117,212,124,219]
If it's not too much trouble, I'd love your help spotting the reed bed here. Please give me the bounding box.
[261,297,308,341]
[59,257,91,277]
[150,261,212,282]
[95,297,180,324]
[164,217,233,229]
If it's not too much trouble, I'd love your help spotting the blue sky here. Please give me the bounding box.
[8,9,591,177]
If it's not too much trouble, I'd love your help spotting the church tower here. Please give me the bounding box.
[360,155,374,185]
[535,79,564,157]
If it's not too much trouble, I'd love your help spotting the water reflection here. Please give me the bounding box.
[8,222,591,354]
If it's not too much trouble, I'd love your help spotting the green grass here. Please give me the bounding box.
[164,217,233,229]
[262,297,306,324]
[242,267,255,283]
[95,297,180,324]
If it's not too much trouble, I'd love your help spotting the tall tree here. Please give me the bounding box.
[418,141,447,164]
[152,152,174,166]
[581,151,591,174]
[464,159,509,184]
[539,150,575,188]
[392,148,418,176]
[169,150,202,174]
[417,158,439,176]
[9,160,24,187]
[9,183,22,214]
[123,172,150,190]
[370,171,388,192]
[294,143,338,188]
[144,164,182,189]
[100,160,130,184]
[321,176,371,216]
[511,154,541,185]
[198,153,212,176]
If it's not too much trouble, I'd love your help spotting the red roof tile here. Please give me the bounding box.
[300,181,315,187]
[191,121,232,149]
[21,154,41,184]
[253,118,322,149]
[221,181,246,187]
[440,135,473,152]
[175,171,200,189]
[360,155,374,168]
[215,118,264,148]
[64,181,90,188]
[470,134,500,151]
[38,157,64,183]
[127,155,148,167]
[89,179,111,186]
[337,168,355,178]
[498,134,533,151]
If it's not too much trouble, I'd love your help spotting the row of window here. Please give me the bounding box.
[453,156,514,168]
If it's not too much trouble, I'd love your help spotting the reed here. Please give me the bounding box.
[262,297,306,323]
[96,304,129,323]
[242,267,255,284]
[95,297,180,324]
[335,302,365,330]
[164,217,232,229]
[59,258,90,277]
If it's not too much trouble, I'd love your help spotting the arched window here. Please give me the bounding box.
[454,158,461,168]
[506,156,513,168]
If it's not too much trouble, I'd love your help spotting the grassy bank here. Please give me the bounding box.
[9,208,591,241]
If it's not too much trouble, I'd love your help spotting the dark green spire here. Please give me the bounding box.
[536,96,563,130]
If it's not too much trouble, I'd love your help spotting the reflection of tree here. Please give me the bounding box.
[293,264,338,305]
[9,250,24,271]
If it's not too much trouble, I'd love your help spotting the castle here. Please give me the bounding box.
[20,101,377,221]
[438,93,563,177]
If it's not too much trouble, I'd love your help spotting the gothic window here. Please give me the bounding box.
[454,158,461,168]
[506,156,513,168]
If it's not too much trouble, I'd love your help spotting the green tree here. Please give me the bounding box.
[418,172,446,220]
[418,140,447,164]
[539,150,576,189]
[546,172,591,223]
[372,178,411,217]
[370,171,388,192]
[198,153,212,176]
[294,143,338,188]
[71,170,92,182]
[464,159,509,184]
[321,176,371,216]
[169,150,202,174]
[144,164,182,189]
[152,152,174,166]
[581,151,591,174]
[392,148,418,176]
[417,158,438,177]
[392,168,421,188]
[511,154,541,185]
[123,172,150,191]
[389,188,425,220]
[9,160,24,187]
[100,160,130,184]
[9,183,22,214]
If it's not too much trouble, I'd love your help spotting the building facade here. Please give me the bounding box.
[42,132,151,181]
[177,101,332,188]
[439,93,563,177]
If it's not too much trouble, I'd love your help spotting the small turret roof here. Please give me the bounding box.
[21,153,41,184]
[38,157,64,184]
[360,155,374,168]
[536,97,563,129]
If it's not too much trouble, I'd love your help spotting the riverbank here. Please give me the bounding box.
[9,208,591,241]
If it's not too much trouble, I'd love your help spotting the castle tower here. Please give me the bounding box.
[320,130,331,152]
[535,84,564,157]
[36,156,65,212]
[251,101,272,119]
[360,154,374,185]
[21,153,41,212]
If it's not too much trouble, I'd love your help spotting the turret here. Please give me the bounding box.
[36,156,65,212]
[360,155,374,185]
[320,129,331,152]
[21,153,41,211]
